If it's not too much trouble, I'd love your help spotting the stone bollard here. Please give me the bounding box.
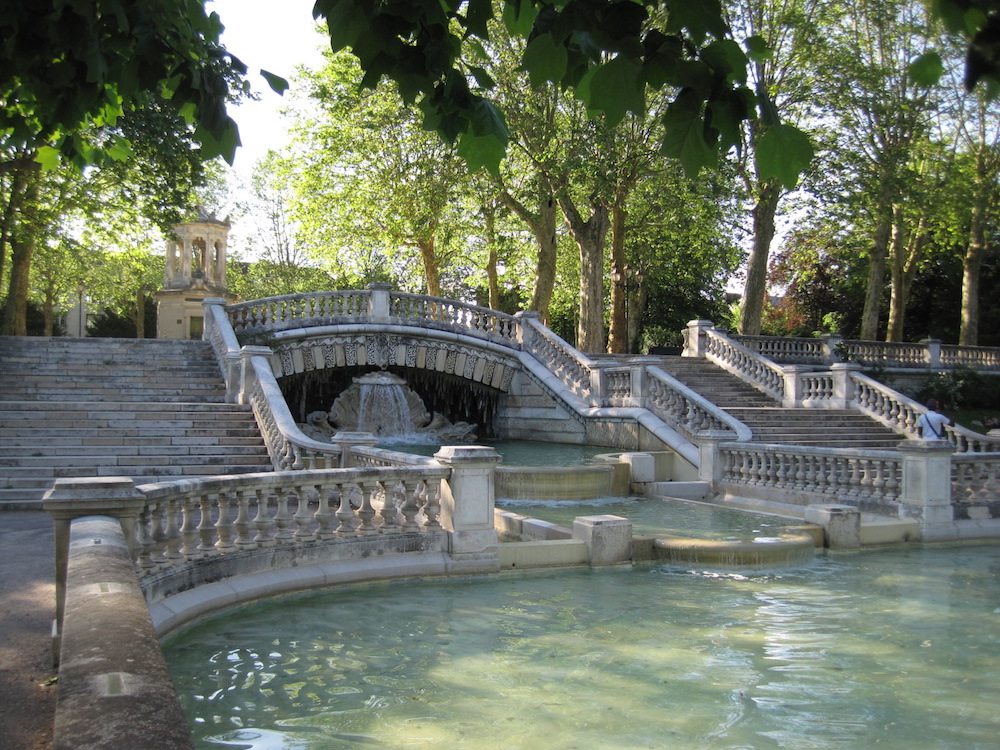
[573,515,632,565]
[43,477,147,632]
[897,439,957,541]
[621,452,656,494]
[434,446,502,568]
[804,504,860,550]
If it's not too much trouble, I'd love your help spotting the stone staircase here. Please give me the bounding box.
[652,356,903,448]
[0,336,272,508]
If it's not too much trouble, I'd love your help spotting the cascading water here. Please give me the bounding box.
[356,373,413,437]
[317,371,478,443]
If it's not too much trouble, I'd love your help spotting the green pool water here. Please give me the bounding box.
[164,543,1000,749]
[497,496,791,540]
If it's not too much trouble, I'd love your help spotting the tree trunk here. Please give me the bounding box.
[559,196,609,353]
[500,185,558,322]
[417,237,441,297]
[885,205,907,342]
[739,180,780,335]
[2,240,33,336]
[961,197,989,345]
[135,289,146,339]
[607,201,628,354]
[860,199,894,341]
[483,209,500,310]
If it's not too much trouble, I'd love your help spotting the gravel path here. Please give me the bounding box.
[0,511,56,750]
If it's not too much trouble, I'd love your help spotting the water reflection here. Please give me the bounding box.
[166,544,1000,749]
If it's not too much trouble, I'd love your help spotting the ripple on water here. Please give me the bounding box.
[166,545,1000,750]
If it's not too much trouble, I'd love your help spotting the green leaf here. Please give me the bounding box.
[745,35,772,63]
[35,146,62,170]
[908,52,944,86]
[261,69,290,95]
[457,131,506,174]
[661,90,717,177]
[756,124,813,190]
[464,0,493,39]
[522,33,568,87]
[701,39,748,84]
[323,0,369,51]
[666,0,728,45]
[503,0,537,38]
[468,65,496,90]
[586,56,644,127]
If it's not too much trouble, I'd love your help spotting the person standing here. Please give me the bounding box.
[916,398,954,439]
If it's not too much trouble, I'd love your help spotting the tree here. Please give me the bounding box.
[291,51,473,296]
[727,0,821,335]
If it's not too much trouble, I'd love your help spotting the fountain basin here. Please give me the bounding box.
[495,463,628,501]
[652,531,815,569]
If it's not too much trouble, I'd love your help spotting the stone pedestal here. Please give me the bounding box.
[434,446,502,564]
[805,504,860,550]
[573,515,632,566]
[897,439,957,541]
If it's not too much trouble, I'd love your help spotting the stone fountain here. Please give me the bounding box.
[298,371,477,443]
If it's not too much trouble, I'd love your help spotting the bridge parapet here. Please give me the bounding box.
[225,285,523,350]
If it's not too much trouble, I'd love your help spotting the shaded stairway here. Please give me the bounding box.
[652,356,903,448]
[0,337,272,508]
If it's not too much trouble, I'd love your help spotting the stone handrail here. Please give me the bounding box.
[952,453,1000,510]
[730,334,830,365]
[691,323,784,400]
[132,467,447,578]
[849,371,1000,452]
[517,313,597,405]
[227,290,371,334]
[940,344,1000,370]
[720,441,903,507]
[244,352,347,469]
[732,332,1000,372]
[646,366,752,442]
[390,291,521,343]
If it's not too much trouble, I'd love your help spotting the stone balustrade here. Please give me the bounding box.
[732,332,1000,372]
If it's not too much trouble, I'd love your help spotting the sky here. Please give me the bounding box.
[210,0,327,174]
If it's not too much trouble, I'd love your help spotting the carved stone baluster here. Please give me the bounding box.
[179,495,200,559]
[252,489,275,547]
[314,484,335,540]
[163,497,184,564]
[214,491,237,554]
[420,480,442,529]
[397,480,421,531]
[292,485,314,540]
[151,500,170,566]
[378,481,402,533]
[355,481,378,535]
[233,489,255,550]
[135,502,157,572]
[334,483,356,536]
[197,493,218,557]
[272,487,294,543]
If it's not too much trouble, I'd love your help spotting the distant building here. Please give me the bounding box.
[156,209,238,339]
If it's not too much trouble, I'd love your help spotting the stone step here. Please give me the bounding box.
[0,435,264,448]
[0,427,262,440]
[0,443,266,458]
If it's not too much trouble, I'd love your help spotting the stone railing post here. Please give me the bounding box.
[781,365,809,408]
[831,362,862,409]
[588,361,613,406]
[683,320,715,358]
[238,346,272,405]
[367,282,392,321]
[821,333,844,364]
[43,478,147,633]
[696,430,732,490]
[629,358,652,408]
[332,431,378,468]
[921,338,942,369]
[514,310,541,352]
[201,297,227,342]
[223,350,241,403]
[434,446,502,566]
[897,440,957,541]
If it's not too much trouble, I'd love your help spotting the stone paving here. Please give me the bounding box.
[0,512,55,749]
